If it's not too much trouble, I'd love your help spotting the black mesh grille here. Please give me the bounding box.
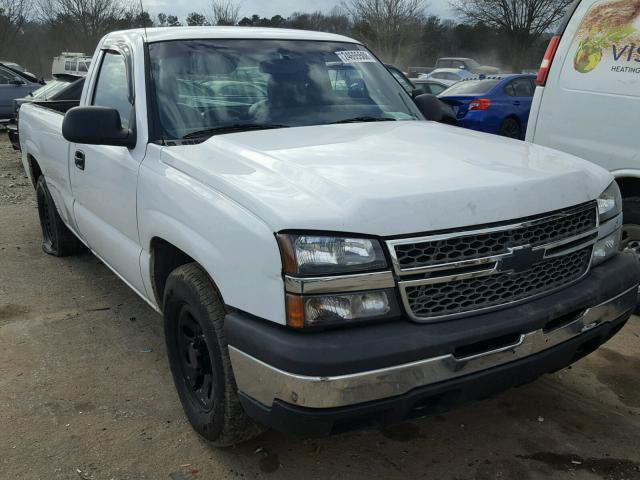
[404,247,591,319]
[395,205,596,270]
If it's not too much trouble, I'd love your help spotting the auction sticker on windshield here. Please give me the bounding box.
[561,0,640,95]
[335,50,376,63]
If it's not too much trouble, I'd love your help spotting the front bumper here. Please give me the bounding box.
[226,253,639,436]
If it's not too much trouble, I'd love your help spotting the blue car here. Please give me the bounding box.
[438,74,536,140]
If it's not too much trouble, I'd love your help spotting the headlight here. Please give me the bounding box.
[277,234,387,275]
[286,289,400,328]
[597,182,622,223]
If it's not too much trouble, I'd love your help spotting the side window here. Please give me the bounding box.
[504,82,516,96]
[390,69,412,93]
[0,68,14,84]
[506,78,534,97]
[430,83,447,95]
[92,51,133,129]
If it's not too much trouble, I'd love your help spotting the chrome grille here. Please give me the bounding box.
[404,247,592,319]
[387,202,598,322]
[394,204,596,270]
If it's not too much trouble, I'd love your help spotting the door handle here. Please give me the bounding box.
[74,150,85,170]
[513,101,521,106]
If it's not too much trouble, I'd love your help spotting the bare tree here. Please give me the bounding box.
[449,0,574,72]
[209,0,240,26]
[0,0,30,57]
[38,0,129,50]
[343,0,425,64]
[186,11,209,26]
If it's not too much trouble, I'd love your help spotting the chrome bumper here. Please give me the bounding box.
[229,286,637,410]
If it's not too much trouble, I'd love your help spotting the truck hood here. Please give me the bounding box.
[160,122,611,236]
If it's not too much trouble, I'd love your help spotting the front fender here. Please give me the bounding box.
[138,147,286,324]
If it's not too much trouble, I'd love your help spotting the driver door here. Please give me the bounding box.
[69,49,147,295]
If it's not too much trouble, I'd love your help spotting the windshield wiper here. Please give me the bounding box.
[330,116,397,124]
[182,123,288,139]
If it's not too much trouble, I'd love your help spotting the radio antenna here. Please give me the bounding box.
[139,0,148,41]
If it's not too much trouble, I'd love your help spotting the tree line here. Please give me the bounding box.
[0,0,574,78]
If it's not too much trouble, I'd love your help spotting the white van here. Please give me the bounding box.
[526,0,640,250]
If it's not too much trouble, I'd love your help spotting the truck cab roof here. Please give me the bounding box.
[105,26,360,45]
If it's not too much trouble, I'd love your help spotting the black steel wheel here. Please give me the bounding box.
[499,117,522,139]
[163,263,263,446]
[176,304,215,411]
[35,176,84,257]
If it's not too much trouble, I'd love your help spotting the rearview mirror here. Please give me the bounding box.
[62,106,136,149]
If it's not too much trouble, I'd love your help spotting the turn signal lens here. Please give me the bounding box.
[286,290,399,328]
[469,98,492,111]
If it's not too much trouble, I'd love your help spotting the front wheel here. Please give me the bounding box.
[163,263,263,446]
[622,197,640,256]
[499,118,522,140]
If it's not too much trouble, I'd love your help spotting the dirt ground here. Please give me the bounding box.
[1,134,639,480]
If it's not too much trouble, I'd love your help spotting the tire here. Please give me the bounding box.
[35,176,85,257]
[621,196,640,314]
[622,197,640,255]
[163,263,263,446]
[499,117,522,139]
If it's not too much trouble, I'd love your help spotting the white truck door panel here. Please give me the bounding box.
[69,48,146,294]
[70,143,145,293]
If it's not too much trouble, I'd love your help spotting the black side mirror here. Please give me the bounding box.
[413,94,444,122]
[62,106,136,149]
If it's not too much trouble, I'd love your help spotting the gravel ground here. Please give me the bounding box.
[1,135,639,480]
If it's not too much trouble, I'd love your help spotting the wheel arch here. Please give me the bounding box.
[612,171,640,199]
[149,236,208,310]
[26,153,43,188]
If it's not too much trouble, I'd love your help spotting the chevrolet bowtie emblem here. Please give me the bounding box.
[498,245,545,274]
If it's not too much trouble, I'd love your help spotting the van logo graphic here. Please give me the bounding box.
[574,25,636,73]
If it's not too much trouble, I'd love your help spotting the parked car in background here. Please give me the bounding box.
[413,78,457,96]
[434,57,500,75]
[439,74,536,139]
[526,0,640,254]
[407,58,500,79]
[0,63,43,121]
[420,68,476,82]
[7,76,84,150]
[407,66,432,78]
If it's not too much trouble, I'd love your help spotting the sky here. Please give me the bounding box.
[145,0,456,23]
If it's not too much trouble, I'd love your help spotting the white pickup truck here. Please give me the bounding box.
[19,27,640,446]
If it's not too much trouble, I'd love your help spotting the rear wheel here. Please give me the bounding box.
[35,176,84,257]
[163,263,263,446]
[499,118,522,139]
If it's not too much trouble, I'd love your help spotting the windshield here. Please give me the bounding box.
[440,80,500,96]
[148,40,422,141]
